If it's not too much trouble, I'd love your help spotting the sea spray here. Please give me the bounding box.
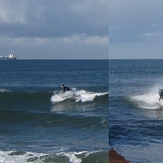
[129,92,163,109]
[50,89,108,103]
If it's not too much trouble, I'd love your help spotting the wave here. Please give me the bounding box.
[0,89,108,107]
[129,92,163,109]
[0,108,107,130]
[0,88,107,128]
[0,90,53,110]
[0,150,107,163]
[0,89,10,93]
[50,88,108,103]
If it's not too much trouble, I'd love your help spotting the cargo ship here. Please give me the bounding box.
[0,54,17,60]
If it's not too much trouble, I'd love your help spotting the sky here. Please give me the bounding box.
[109,0,163,59]
[0,0,108,59]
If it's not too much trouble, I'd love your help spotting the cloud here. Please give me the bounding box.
[109,0,163,59]
[0,0,108,59]
[110,24,163,43]
[0,34,108,59]
[0,0,108,38]
[0,34,108,47]
[109,0,163,26]
[109,0,163,44]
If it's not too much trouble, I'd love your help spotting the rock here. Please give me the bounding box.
[109,148,130,163]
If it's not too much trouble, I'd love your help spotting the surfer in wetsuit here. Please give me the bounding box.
[158,89,163,101]
[61,84,71,92]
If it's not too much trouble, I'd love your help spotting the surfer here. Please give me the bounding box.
[158,89,163,101]
[61,84,71,92]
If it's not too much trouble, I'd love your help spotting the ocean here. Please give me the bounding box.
[109,59,163,163]
[0,60,108,163]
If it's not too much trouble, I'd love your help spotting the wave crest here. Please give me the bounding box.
[50,89,108,103]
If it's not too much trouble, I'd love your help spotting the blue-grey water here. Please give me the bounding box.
[0,60,108,163]
[109,59,163,163]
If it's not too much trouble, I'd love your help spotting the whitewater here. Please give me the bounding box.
[51,88,108,103]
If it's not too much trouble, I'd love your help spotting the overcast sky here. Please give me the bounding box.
[0,0,108,59]
[109,0,163,59]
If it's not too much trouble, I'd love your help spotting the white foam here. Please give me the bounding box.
[57,151,94,163]
[0,150,95,163]
[0,150,39,163]
[0,89,10,93]
[61,152,82,163]
[130,92,163,109]
[50,90,75,103]
[50,89,108,103]
[0,150,54,163]
[74,90,107,102]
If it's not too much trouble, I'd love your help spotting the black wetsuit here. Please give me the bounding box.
[159,89,163,100]
[62,86,71,92]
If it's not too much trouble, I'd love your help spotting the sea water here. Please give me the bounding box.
[109,59,163,163]
[0,60,108,163]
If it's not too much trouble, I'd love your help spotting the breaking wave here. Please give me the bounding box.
[50,88,108,103]
[129,92,163,109]
[0,150,107,163]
